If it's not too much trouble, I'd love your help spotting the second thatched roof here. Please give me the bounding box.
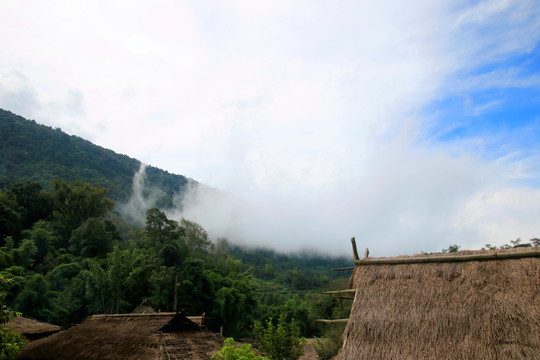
[6,316,61,340]
[336,247,540,360]
[17,313,224,360]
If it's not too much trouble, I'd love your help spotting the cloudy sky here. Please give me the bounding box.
[1,0,540,256]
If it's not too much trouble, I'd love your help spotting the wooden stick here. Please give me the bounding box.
[324,289,356,294]
[316,319,350,324]
[355,249,540,266]
[351,237,359,261]
[331,267,354,271]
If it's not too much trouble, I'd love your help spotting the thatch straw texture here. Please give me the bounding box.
[6,316,61,340]
[337,247,540,360]
[17,313,224,360]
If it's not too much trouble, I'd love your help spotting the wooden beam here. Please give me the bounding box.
[355,249,540,266]
[331,267,354,271]
[324,289,356,299]
[316,319,350,324]
[324,289,356,295]
[351,237,359,261]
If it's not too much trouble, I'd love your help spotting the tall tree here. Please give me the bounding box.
[52,180,114,243]
[0,190,21,243]
[145,208,180,249]
[69,218,115,258]
[10,181,53,229]
[181,218,212,256]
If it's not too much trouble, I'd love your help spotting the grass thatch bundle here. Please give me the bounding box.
[336,247,540,360]
[17,313,223,360]
[6,316,61,341]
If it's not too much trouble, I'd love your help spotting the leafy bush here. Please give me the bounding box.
[253,314,306,360]
[0,274,26,360]
[313,324,345,360]
[212,338,267,360]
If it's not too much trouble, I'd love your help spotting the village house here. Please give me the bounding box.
[334,245,540,359]
[17,313,224,360]
[6,316,61,342]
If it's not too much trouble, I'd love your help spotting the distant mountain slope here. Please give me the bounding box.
[0,109,191,204]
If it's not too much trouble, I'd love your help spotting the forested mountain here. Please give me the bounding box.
[0,109,190,204]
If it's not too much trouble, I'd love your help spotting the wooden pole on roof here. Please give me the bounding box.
[324,289,355,299]
[331,266,354,271]
[174,275,179,313]
[354,248,540,266]
[351,237,359,261]
[316,319,350,324]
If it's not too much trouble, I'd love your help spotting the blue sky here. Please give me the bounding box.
[423,42,540,184]
[0,0,539,256]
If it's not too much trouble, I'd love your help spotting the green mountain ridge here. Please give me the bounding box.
[0,108,192,206]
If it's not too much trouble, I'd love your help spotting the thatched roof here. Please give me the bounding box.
[131,300,156,314]
[6,316,61,339]
[17,313,224,360]
[336,247,540,360]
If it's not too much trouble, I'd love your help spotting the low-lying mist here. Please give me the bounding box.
[118,138,540,258]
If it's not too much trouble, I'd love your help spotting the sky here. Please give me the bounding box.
[1,0,540,256]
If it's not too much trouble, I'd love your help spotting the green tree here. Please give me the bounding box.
[69,218,115,258]
[253,314,306,360]
[145,208,181,249]
[212,338,268,360]
[181,218,212,256]
[148,266,175,312]
[52,179,114,243]
[12,274,55,322]
[176,259,214,314]
[0,274,26,360]
[10,181,53,229]
[25,220,56,266]
[209,269,256,337]
[82,259,111,314]
[0,191,21,243]
[442,244,460,253]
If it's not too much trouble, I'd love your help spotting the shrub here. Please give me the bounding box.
[212,338,267,360]
[253,314,306,360]
[313,324,345,360]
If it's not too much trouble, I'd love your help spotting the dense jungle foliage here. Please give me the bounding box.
[0,179,352,339]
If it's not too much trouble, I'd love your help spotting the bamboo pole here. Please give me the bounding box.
[174,275,179,313]
[324,289,355,299]
[355,249,540,266]
[316,319,350,324]
[351,237,359,261]
[331,267,354,271]
[324,289,356,295]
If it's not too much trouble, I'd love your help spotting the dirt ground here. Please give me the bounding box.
[299,339,319,360]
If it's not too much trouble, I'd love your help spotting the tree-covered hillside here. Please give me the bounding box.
[0,178,352,342]
[0,109,190,203]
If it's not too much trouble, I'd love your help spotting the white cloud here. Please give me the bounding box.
[0,69,40,118]
[454,187,540,248]
[1,1,540,255]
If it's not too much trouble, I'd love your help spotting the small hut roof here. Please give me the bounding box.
[336,247,540,360]
[131,300,156,314]
[17,313,224,360]
[6,316,61,336]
